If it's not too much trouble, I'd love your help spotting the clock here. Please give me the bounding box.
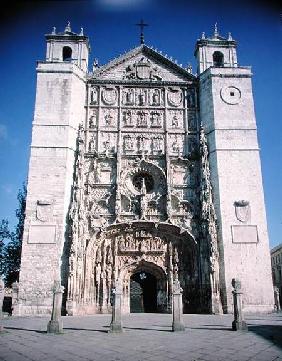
[220,86,241,105]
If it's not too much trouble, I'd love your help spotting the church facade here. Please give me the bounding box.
[15,23,274,316]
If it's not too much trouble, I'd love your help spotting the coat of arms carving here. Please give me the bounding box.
[124,57,162,81]
[36,200,54,222]
[167,87,183,107]
[234,200,250,223]
[102,87,117,105]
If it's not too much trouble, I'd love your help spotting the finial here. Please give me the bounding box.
[214,22,219,37]
[136,19,149,45]
[187,63,192,73]
[201,32,206,39]
[65,21,71,33]
[92,58,99,72]
[80,27,84,36]
[228,32,233,40]
[52,27,56,35]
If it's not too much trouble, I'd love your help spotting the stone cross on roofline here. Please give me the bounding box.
[136,19,149,45]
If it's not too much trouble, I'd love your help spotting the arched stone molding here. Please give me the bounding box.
[66,220,200,315]
[120,159,166,197]
[119,260,167,313]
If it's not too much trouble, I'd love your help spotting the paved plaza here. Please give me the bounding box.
[0,313,281,361]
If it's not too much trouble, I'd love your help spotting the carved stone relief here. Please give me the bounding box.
[150,111,162,127]
[186,89,196,108]
[188,136,198,158]
[101,86,118,105]
[90,86,99,105]
[188,111,197,130]
[170,134,185,155]
[123,134,135,152]
[123,110,133,127]
[123,88,134,105]
[168,110,183,129]
[122,109,164,128]
[137,110,148,127]
[234,200,250,223]
[66,80,218,316]
[36,200,54,222]
[72,230,198,314]
[100,108,118,128]
[122,134,164,155]
[100,132,117,153]
[124,57,162,81]
[136,89,147,106]
[88,109,98,129]
[122,88,163,107]
[167,87,183,107]
[88,134,97,153]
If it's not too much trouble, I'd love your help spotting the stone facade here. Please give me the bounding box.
[17,24,274,316]
[271,243,282,308]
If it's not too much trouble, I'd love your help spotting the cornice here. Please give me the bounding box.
[91,44,196,82]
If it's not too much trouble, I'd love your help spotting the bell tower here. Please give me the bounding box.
[196,26,274,313]
[45,22,89,71]
[17,23,90,315]
[194,24,238,74]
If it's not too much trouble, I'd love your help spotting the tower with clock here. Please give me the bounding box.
[15,23,274,316]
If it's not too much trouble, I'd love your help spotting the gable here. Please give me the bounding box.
[92,45,195,83]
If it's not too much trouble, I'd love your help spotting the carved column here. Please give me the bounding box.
[47,281,64,334]
[0,277,4,332]
[172,279,185,332]
[109,280,123,333]
[231,279,248,331]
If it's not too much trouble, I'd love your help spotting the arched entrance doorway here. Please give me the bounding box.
[130,271,157,313]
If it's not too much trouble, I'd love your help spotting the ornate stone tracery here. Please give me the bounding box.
[65,52,222,316]
[199,127,222,314]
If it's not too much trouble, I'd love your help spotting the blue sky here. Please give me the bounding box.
[0,0,281,248]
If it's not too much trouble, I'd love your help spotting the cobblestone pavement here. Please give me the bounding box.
[0,313,281,361]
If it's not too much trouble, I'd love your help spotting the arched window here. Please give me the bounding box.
[63,46,72,61]
[213,51,224,67]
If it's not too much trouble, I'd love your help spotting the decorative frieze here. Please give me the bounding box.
[122,133,164,155]
[122,87,164,107]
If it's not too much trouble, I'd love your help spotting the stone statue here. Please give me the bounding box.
[126,89,134,104]
[90,87,98,104]
[172,114,179,128]
[274,286,280,311]
[152,89,160,105]
[140,177,147,219]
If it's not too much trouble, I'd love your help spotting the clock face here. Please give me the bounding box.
[220,86,241,105]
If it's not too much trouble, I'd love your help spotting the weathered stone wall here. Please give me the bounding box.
[18,63,86,315]
[199,66,274,313]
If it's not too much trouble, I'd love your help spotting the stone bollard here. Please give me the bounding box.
[274,286,280,312]
[0,277,5,332]
[232,278,248,331]
[109,280,123,333]
[47,281,64,334]
[172,279,185,332]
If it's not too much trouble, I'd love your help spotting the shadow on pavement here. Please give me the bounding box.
[189,326,233,331]
[64,327,108,333]
[120,326,172,332]
[248,324,282,349]
[4,326,46,334]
